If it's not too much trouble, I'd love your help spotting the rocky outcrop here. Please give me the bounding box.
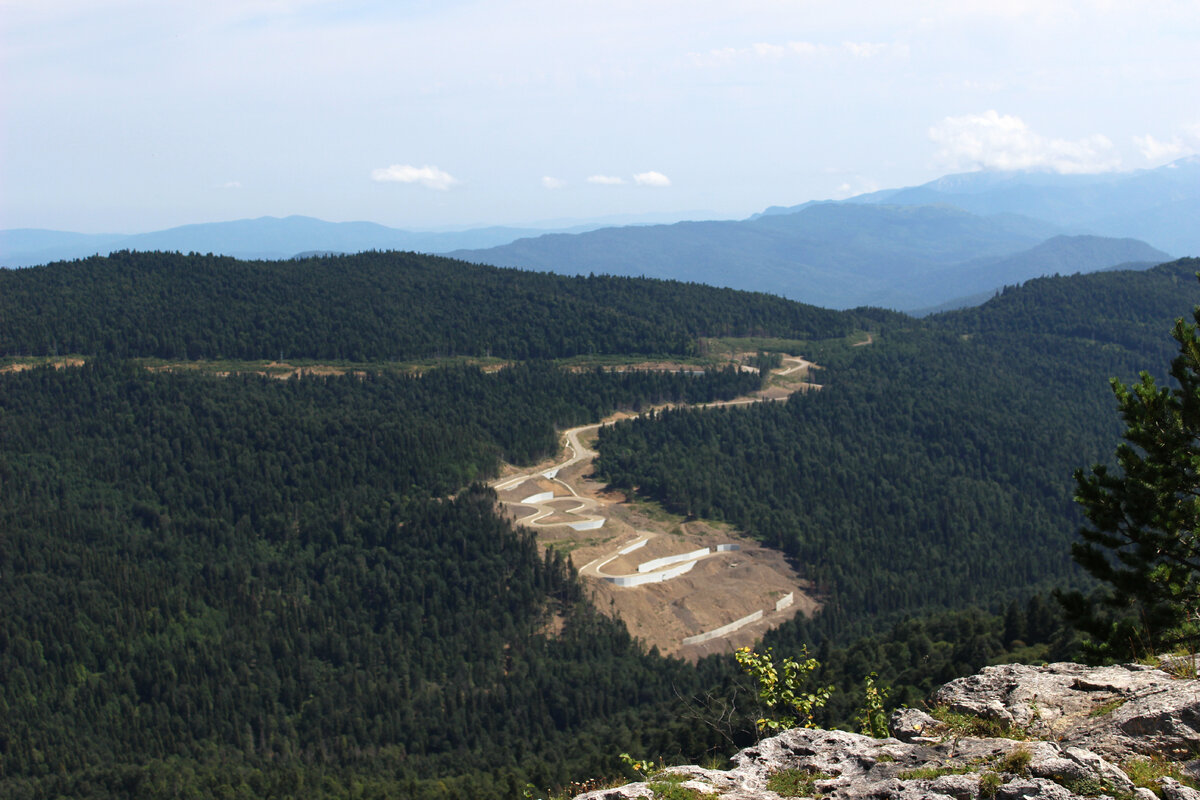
[931,661,1200,763]
[575,661,1200,800]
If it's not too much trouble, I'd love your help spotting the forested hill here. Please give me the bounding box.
[0,360,766,799]
[933,256,1200,354]
[2,250,894,799]
[0,250,895,360]
[6,248,1196,799]
[596,258,1200,648]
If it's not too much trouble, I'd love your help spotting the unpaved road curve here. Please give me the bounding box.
[489,354,825,656]
[491,422,599,494]
[491,357,817,579]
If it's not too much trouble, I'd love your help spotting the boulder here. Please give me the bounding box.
[931,661,1200,762]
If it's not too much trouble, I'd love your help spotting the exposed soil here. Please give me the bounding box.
[0,357,85,373]
[2,351,824,658]
[491,354,823,660]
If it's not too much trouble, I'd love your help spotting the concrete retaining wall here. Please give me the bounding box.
[521,491,554,504]
[775,592,794,612]
[638,548,710,573]
[604,559,697,586]
[682,610,764,646]
[618,538,649,555]
[715,544,740,553]
[568,518,604,531]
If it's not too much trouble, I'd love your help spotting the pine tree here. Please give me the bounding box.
[1066,310,1200,659]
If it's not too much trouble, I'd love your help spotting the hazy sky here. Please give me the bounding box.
[3,0,1198,233]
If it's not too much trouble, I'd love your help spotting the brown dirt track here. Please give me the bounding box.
[491,355,822,660]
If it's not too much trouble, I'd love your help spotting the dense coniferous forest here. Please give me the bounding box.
[0,359,764,798]
[3,250,1195,798]
[0,250,896,360]
[802,594,1075,728]
[595,259,1200,643]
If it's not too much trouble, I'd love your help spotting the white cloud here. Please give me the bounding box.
[831,177,880,200]
[587,174,624,185]
[370,164,458,190]
[692,39,909,67]
[843,42,883,58]
[691,40,829,66]
[541,175,566,189]
[218,180,242,189]
[751,42,825,59]
[1133,124,1200,165]
[751,42,787,59]
[785,41,824,57]
[929,110,1121,174]
[633,171,671,187]
[1133,134,1188,163]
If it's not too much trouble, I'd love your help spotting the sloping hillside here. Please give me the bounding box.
[595,259,1200,649]
[0,250,891,360]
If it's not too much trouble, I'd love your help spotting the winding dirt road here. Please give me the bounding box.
[491,355,821,586]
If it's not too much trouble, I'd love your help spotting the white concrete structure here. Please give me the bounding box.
[715,544,740,552]
[568,518,604,531]
[604,560,697,586]
[618,538,649,555]
[681,610,764,646]
[637,548,710,574]
[775,592,794,612]
[521,491,555,504]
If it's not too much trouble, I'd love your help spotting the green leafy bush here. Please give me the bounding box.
[735,647,833,733]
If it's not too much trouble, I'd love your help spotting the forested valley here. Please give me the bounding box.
[2,251,1197,798]
[597,259,1199,643]
[1,358,763,798]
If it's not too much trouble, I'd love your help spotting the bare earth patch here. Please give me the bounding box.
[491,354,822,660]
[0,357,85,373]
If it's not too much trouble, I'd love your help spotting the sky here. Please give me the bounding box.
[2,0,1198,233]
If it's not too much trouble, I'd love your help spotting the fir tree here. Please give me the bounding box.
[1067,307,1200,659]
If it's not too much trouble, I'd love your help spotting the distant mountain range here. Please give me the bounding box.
[0,216,600,268]
[4,157,1193,311]
[858,155,1199,257]
[0,210,716,269]
[448,158,1194,310]
[761,155,1199,256]
[451,205,1168,310]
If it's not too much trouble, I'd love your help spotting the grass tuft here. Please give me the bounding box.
[1088,697,1128,718]
[1123,756,1200,797]
[997,746,1032,776]
[766,767,834,798]
[927,707,1028,740]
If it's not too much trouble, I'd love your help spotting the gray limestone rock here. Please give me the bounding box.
[576,662,1200,800]
[928,772,982,799]
[1162,776,1200,800]
[890,707,946,743]
[576,728,1132,800]
[992,778,1083,799]
[930,661,1200,761]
